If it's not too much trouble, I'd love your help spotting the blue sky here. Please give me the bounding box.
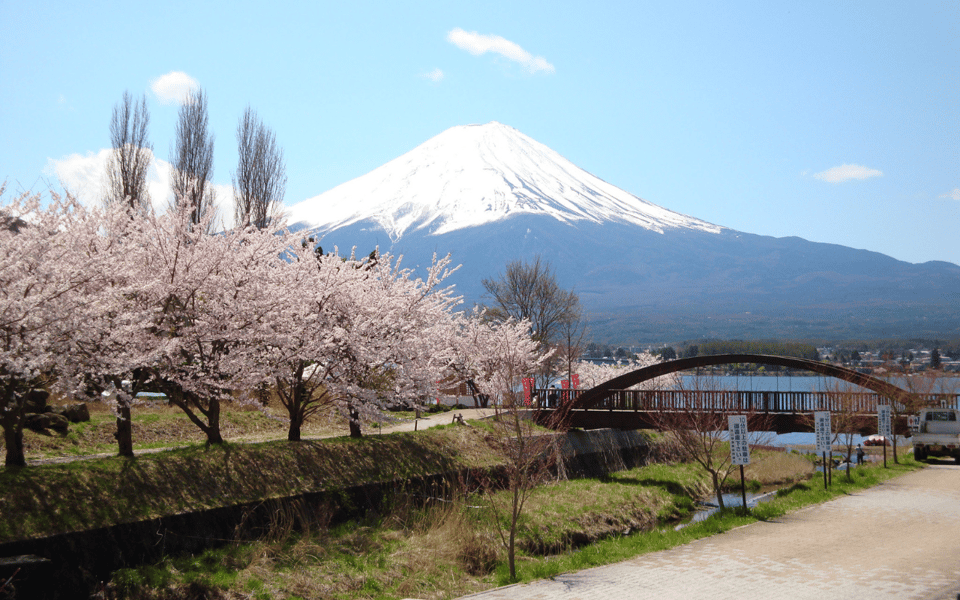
[2,0,958,265]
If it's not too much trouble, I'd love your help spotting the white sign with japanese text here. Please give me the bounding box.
[877,405,892,438]
[728,415,750,466]
[815,411,832,455]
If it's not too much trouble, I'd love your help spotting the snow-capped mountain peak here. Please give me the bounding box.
[287,121,722,241]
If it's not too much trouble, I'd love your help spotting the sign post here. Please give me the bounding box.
[878,404,892,468]
[815,411,832,489]
[728,415,750,514]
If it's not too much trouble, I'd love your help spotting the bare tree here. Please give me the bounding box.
[171,88,216,230]
[651,374,770,509]
[485,402,563,581]
[555,301,586,387]
[816,380,868,480]
[232,107,286,229]
[482,256,580,386]
[106,91,152,214]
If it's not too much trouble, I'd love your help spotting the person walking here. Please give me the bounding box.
[547,385,559,408]
[856,443,865,465]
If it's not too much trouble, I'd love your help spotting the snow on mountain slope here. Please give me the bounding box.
[287,122,723,241]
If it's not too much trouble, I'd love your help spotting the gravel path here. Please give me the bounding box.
[458,462,960,600]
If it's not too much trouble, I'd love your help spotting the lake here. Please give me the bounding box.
[678,373,959,395]
[677,374,959,448]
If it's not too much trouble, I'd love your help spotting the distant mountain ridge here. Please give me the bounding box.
[288,122,960,342]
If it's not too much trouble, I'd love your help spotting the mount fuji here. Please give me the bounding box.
[288,122,960,342]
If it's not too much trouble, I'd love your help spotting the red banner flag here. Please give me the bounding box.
[522,377,533,406]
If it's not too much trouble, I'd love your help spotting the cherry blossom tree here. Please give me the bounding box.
[573,353,676,390]
[125,209,289,444]
[445,309,545,406]
[3,180,553,462]
[235,244,462,440]
[446,309,554,580]
[0,188,124,466]
[58,204,294,449]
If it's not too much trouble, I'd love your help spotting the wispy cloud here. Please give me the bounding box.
[939,188,960,201]
[150,71,199,104]
[422,68,444,82]
[811,164,883,183]
[447,28,554,74]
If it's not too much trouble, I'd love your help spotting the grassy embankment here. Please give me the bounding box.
[3,403,921,599]
[0,420,495,543]
[104,450,920,600]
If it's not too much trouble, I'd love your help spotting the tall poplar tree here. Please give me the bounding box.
[233,107,286,229]
[171,88,216,230]
[106,91,152,214]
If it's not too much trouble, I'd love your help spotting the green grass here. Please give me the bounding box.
[0,424,499,542]
[510,510,757,585]
[8,408,924,600]
[101,447,861,599]
[467,461,706,557]
[495,455,924,587]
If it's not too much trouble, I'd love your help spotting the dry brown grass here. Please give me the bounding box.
[97,442,816,600]
[210,499,495,600]
[729,449,815,487]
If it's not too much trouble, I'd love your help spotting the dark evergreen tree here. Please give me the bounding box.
[658,346,677,360]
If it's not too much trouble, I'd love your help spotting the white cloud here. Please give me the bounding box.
[150,71,199,104]
[46,149,112,204]
[422,68,444,82]
[812,164,883,183]
[446,28,555,74]
[48,149,238,227]
[939,188,960,201]
[48,148,173,214]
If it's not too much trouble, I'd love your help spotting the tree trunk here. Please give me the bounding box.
[2,420,26,467]
[508,484,520,580]
[116,402,134,457]
[177,393,225,445]
[349,408,362,438]
[712,471,725,510]
[285,386,304,441]
[204,398,224,445]
[288,417,302,441]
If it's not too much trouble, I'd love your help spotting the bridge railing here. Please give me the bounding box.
[537,389,959,414]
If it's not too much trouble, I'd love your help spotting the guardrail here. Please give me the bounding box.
[537,389,959,414]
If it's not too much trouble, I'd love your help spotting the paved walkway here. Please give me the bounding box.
[373,407,494,434]
[459,463,960,600]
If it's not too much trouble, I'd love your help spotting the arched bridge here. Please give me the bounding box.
[538,354,958,433]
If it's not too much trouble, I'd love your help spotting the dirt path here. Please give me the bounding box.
[460,462,960,600]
